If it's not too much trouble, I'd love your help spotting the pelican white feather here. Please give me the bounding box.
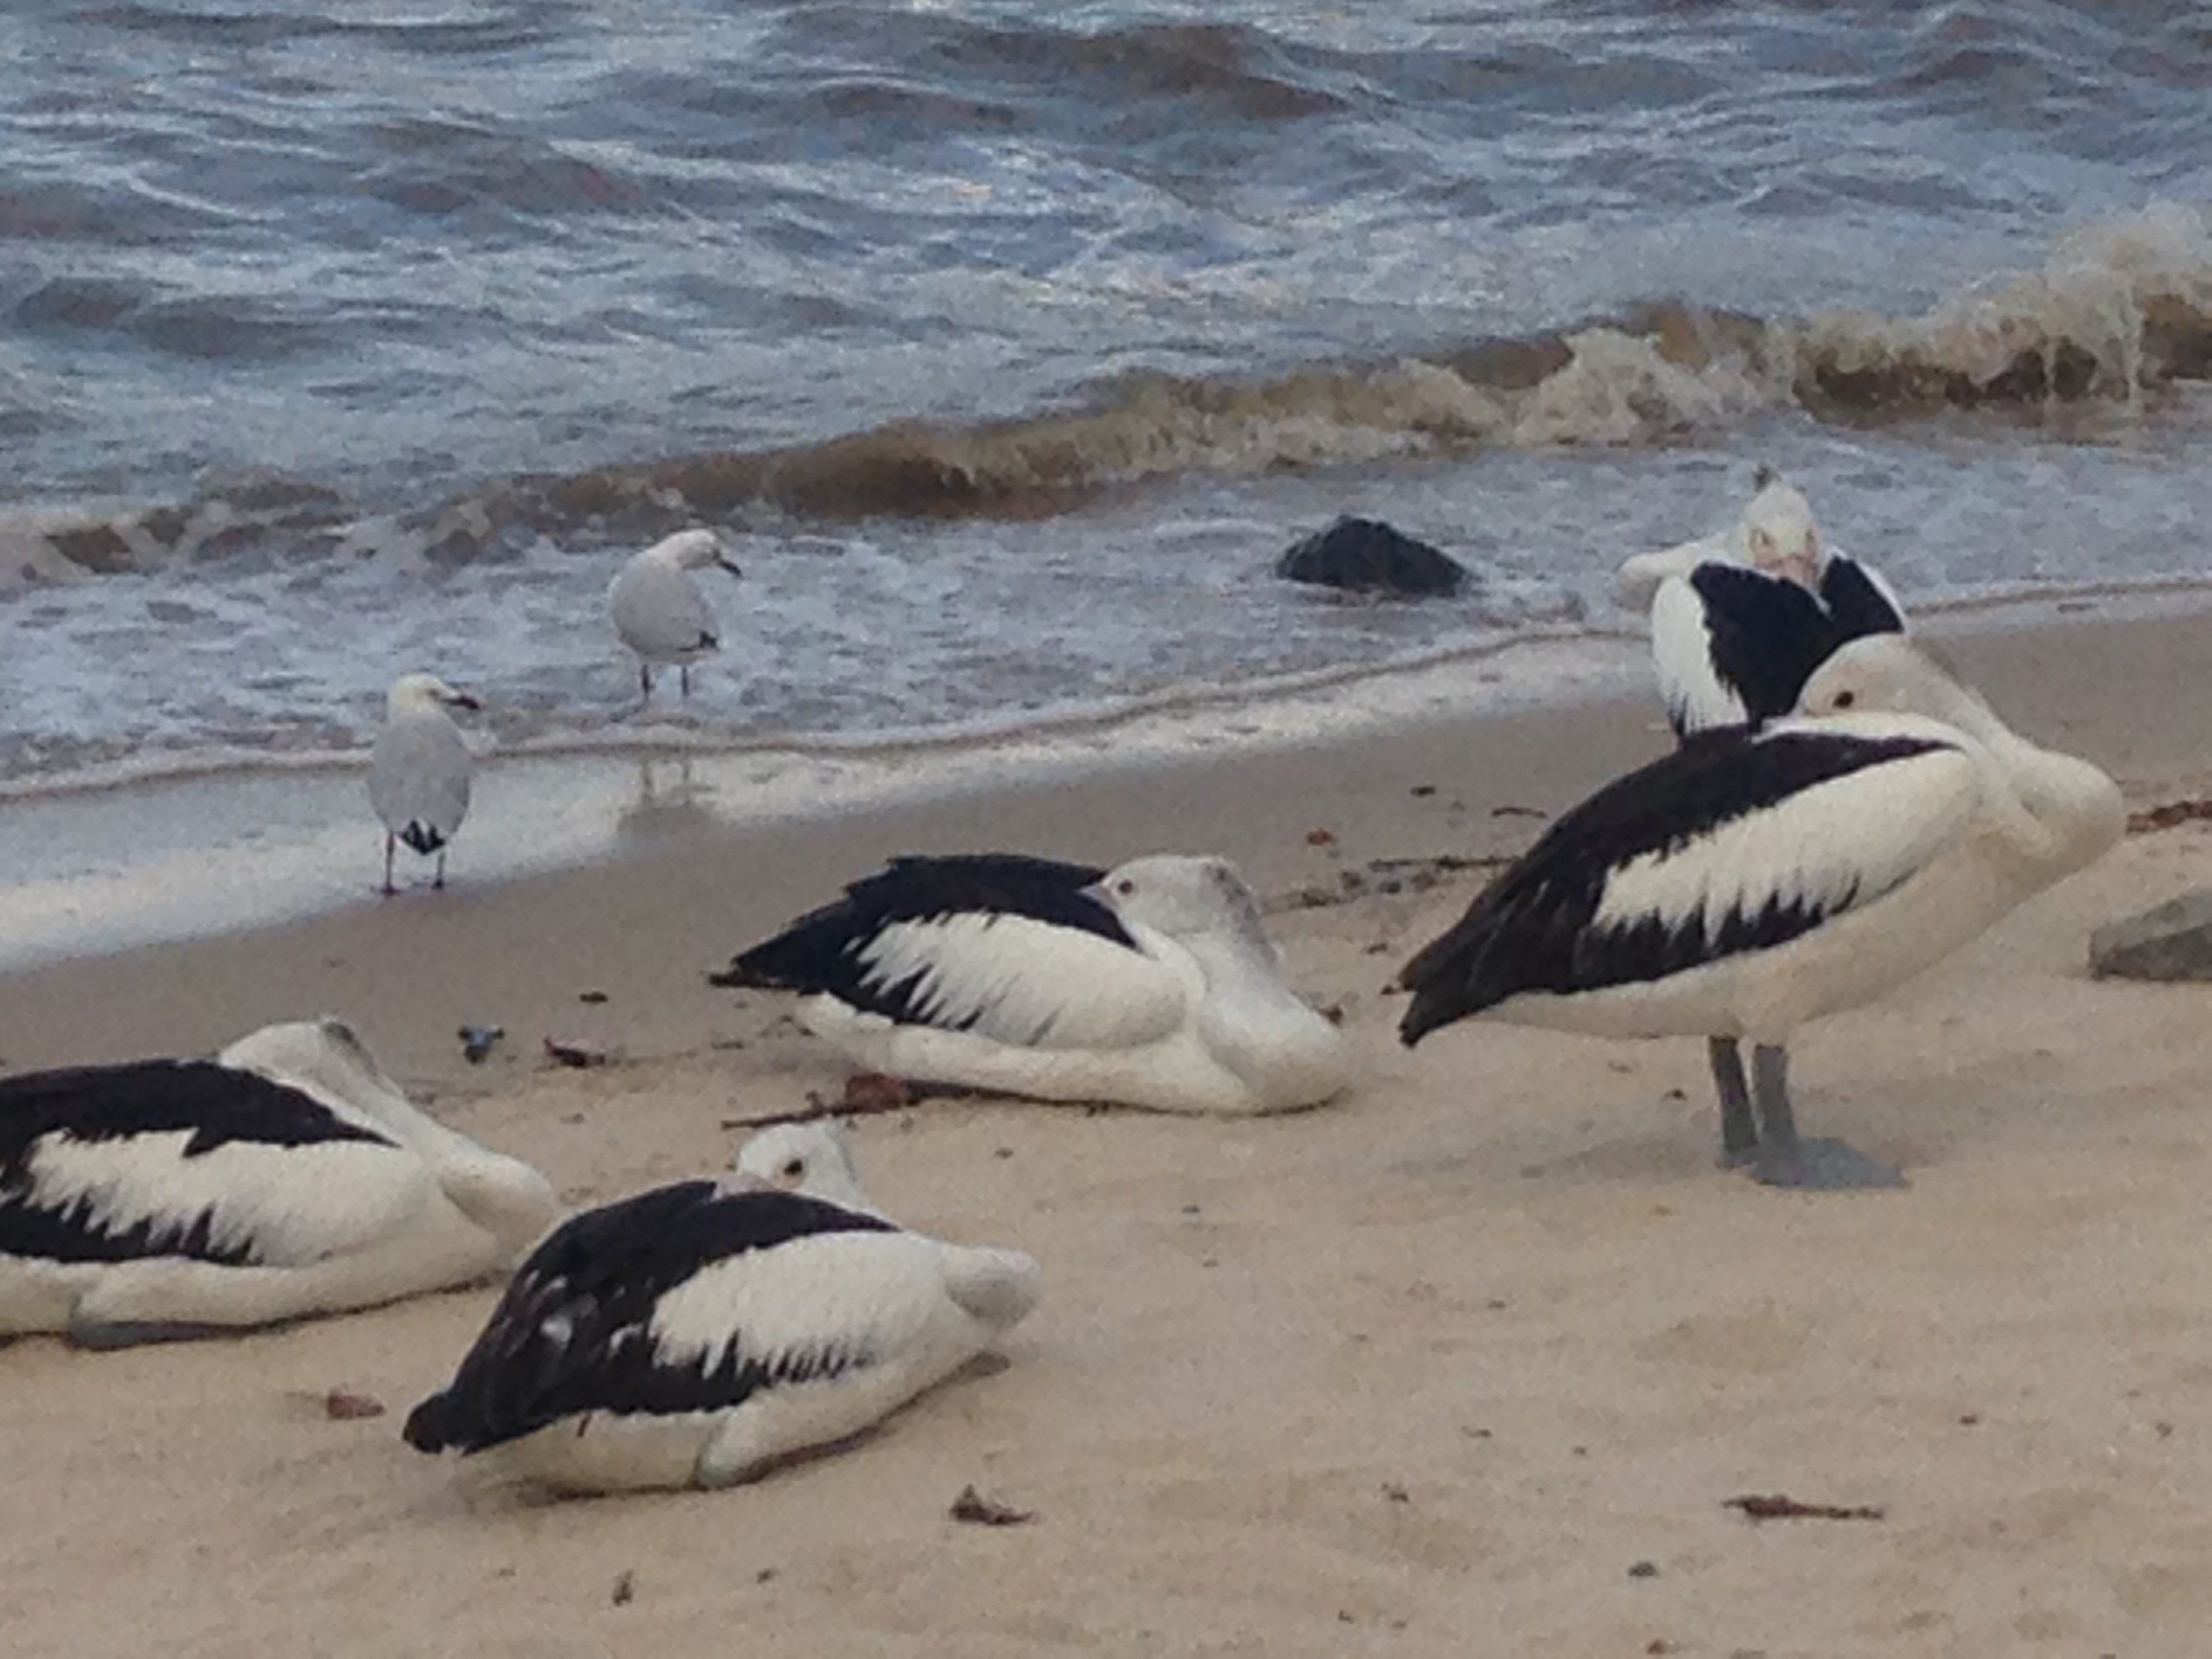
[403,1122,1039,1495]
[716,853,1347,1115]
[0,1017,562,1345]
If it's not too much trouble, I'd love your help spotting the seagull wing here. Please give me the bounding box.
[369,714,472,846]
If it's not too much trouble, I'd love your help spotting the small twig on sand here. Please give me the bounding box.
[1725,1493,1885,1522]
[2129,798,2212,834]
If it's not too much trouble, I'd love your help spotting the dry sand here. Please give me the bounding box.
[4,606,2212,1658]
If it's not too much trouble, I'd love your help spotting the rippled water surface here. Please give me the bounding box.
[3,0,2210,787]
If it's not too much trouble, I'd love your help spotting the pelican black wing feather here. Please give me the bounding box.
[710,853,1133,1013]
[1397,729,1950,1043]
[403,1182,897,1454]
[0,1059,393,1265]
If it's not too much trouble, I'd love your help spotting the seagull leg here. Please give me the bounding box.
[382,834,397,897]
[1748,1044,1906,1191]
[680,663,692,699]
[434,848,448,890]
[1709,1037,1757,1165]
[638,663,653,708]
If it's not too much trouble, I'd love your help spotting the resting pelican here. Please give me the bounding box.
[608,528,743,704]
[1397,636,2122,1189]
[369,672,480,895]
[0,1017,561,1345]
[713,853,1348,1115]
[402,1121,1040,1494]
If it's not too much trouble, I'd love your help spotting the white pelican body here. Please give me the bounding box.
[715,853,1348,1115]
[403,1122,1040,1495]
[368,672,480,894]
[608,527,743,703]
[1399,636,2123,1187]
[0,1018,561,1345]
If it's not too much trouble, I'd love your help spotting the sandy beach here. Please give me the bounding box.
[5,604,2212,1658]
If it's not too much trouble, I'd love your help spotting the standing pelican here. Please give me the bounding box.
[369,672,480,895]
[1626,471,1910,1134]
[1397,636,2122,1189]
[402,1122,1040,1494]
[0,1017,562,1345]
[713,853,1349,1115]
[608,528,743,704]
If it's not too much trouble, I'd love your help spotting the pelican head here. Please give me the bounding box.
[1740,469,1823,591]
[731,1120,873,1212]
[386,672,483,718]
[1797,634,1988,731]
[648,528,743,580]
[1090,853,1277,958]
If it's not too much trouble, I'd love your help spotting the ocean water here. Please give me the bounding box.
[2,1,2210,800]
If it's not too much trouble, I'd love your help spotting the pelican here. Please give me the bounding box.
[402,1121,1040,1495]
[1397,636,2123,1189]
[1633,472,1910,1134]
[1635,471,1908,735]
[0,1017,562,1345]
[608,528,743,704]
[712,853,1349,1115]
[369,672,480,895]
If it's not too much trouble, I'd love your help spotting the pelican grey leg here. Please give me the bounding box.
[382,833,397,897]
[1748,1044,1906,1191]
[1710,1037,1757,1165]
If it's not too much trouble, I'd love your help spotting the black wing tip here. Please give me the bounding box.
[401,1391,461,1453]
[706,952,781,990]
[398,823,447,856]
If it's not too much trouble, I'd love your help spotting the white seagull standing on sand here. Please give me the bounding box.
[402,1120,1040,1495]
[608,527,743,705]
[712,853,1350,1115]
[369,672,480,895]
[0,1017,562,1346]
[1396,635,2123,1189]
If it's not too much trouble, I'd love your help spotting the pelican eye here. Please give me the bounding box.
[1833,691,1857,709]
[780,1158,805,1181]
[1115,878,1135,897]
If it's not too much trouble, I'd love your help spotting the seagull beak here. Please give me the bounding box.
[445,691,484,712]
[716,558,743,579]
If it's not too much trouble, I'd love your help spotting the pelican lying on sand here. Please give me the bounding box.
[0,1017,562,1345]
[1397,636,2123,1189]
[712,853,1349,1115]
[403,1122,1040,1495]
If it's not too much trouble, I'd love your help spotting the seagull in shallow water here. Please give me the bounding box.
[608,528,743,705]
[368,672,479,895]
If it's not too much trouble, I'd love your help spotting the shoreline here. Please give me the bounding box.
[4,600,2211,1085]
[3,582,2209,982]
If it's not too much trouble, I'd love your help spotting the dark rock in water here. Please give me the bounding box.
[1275,518,1470,598]
[2088,890,2212,981]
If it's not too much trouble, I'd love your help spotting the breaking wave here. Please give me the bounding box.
[6,202,2208,589]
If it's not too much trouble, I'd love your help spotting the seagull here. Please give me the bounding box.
[369,672,480,895]
[401,1120,1040,1495]
[608,528,743,704]
[0,1017,562,1346]
[1396,635,2123,1189]
[712,853,1349,1115]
